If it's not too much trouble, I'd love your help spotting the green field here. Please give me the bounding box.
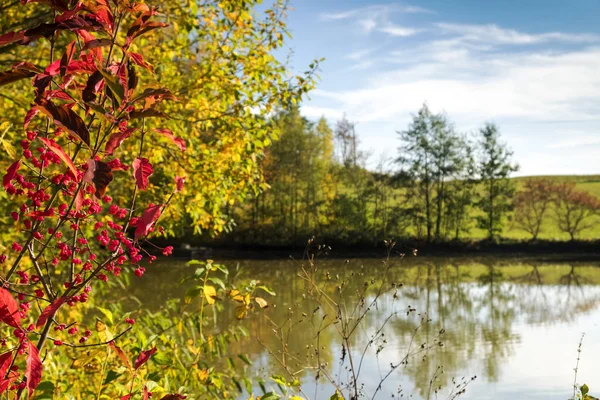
[471,175,600,241]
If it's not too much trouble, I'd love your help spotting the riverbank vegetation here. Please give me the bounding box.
[212,106,600,248]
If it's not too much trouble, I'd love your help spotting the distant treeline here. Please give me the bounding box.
[217,105,600,246]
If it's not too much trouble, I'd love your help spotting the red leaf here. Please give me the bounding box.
[36,296,66,329]
[120,396,132,400]
[81,3,114,34]
[82,71,104,103]
[24,108,40,129]
[46,90,71,101]
[0,64,36,87]
[0,289,20,329]
[134,204,162,240]
[109,341,132,370]
[76,31,103,61]
[83,159,113,197]
[131,87,176,108]
[134,347,157,370]
[0,31,25,47]
[0,352,15,394]
[37,100,90,145]
[160,395,187,400]
[142,386,150,400]
[39,138,78,177]
[0,352,12,379]
[132,158,153,190]
[104,128,135,154]
[66,54,97,74]
[175,176,185,192]
[75,189,85,212]
[45,60,61,77]
[129,53,154,72]
[33,74,53,101]
[126,10,167,46]
[153,128,186,151]
[82,38,112,51]
[3,161,20,190]
[25,341,42,398]
[59,40,77,77]
[0,353,19,394]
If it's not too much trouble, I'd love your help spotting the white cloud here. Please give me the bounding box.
[347,60,375,71]
[306,14,600,174]
[380,24,419,37]
[320,10,358,21]
[359,18,377,33]
[320,4,423,37]
[319,4,432,21]
[312,46,600,124]
[545,134,600,149]
[301,105,344,120]
[345,48,374,60]
[436,23,600,45]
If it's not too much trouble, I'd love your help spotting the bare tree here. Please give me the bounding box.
[514,179,554,240]
[552,182,600,240]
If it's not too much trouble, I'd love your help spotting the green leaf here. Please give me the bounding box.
[152,353,172,366]
[96,306,113,325]
[329,391,344,400]
[213,263,229,275]
[582,384,589,396]
[208,277,226,291]
[258,285,276,296]
[270,375,287,387]
[260,392,281,400]
[96,66,124,105]
[103,370,120,385]
[184,285,202,303]
[237,354,252,366]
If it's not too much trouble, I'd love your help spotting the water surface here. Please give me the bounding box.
[125,256,600,399]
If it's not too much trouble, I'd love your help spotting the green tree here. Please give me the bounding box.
[234,108,336,242]
[444,138,477,239]
[397,104,470,241]
[476,123,519,239]
[397,105,435,241]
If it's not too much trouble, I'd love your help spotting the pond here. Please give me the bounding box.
[118,255,600,399]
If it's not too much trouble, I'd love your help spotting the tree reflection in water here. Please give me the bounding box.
[113,256,600,399]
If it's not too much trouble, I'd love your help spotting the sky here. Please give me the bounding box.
[279,0,600,176]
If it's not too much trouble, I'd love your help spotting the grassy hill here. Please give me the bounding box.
[471,175,600,241]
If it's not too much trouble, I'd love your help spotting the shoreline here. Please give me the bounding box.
[159,238,600,262]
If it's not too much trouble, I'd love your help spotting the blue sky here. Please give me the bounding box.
[279,0,600,176]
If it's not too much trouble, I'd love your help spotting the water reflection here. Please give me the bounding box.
[120,257,600,399]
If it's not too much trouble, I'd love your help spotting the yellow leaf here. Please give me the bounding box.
[235,305,247,320]
[204,285,217,305]
[229,289,245,303]
[254,297,268,309]
[198,368,209,381]
[95,318,113,342]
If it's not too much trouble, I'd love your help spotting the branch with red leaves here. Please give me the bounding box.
[0,0,186,397]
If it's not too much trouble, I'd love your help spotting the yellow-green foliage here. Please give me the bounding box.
[0,0,319,238]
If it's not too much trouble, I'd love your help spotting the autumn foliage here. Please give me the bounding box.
[551,182,600,240]
[0,0,186,397]
[513,179,554,240]
[514,179,600,240]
